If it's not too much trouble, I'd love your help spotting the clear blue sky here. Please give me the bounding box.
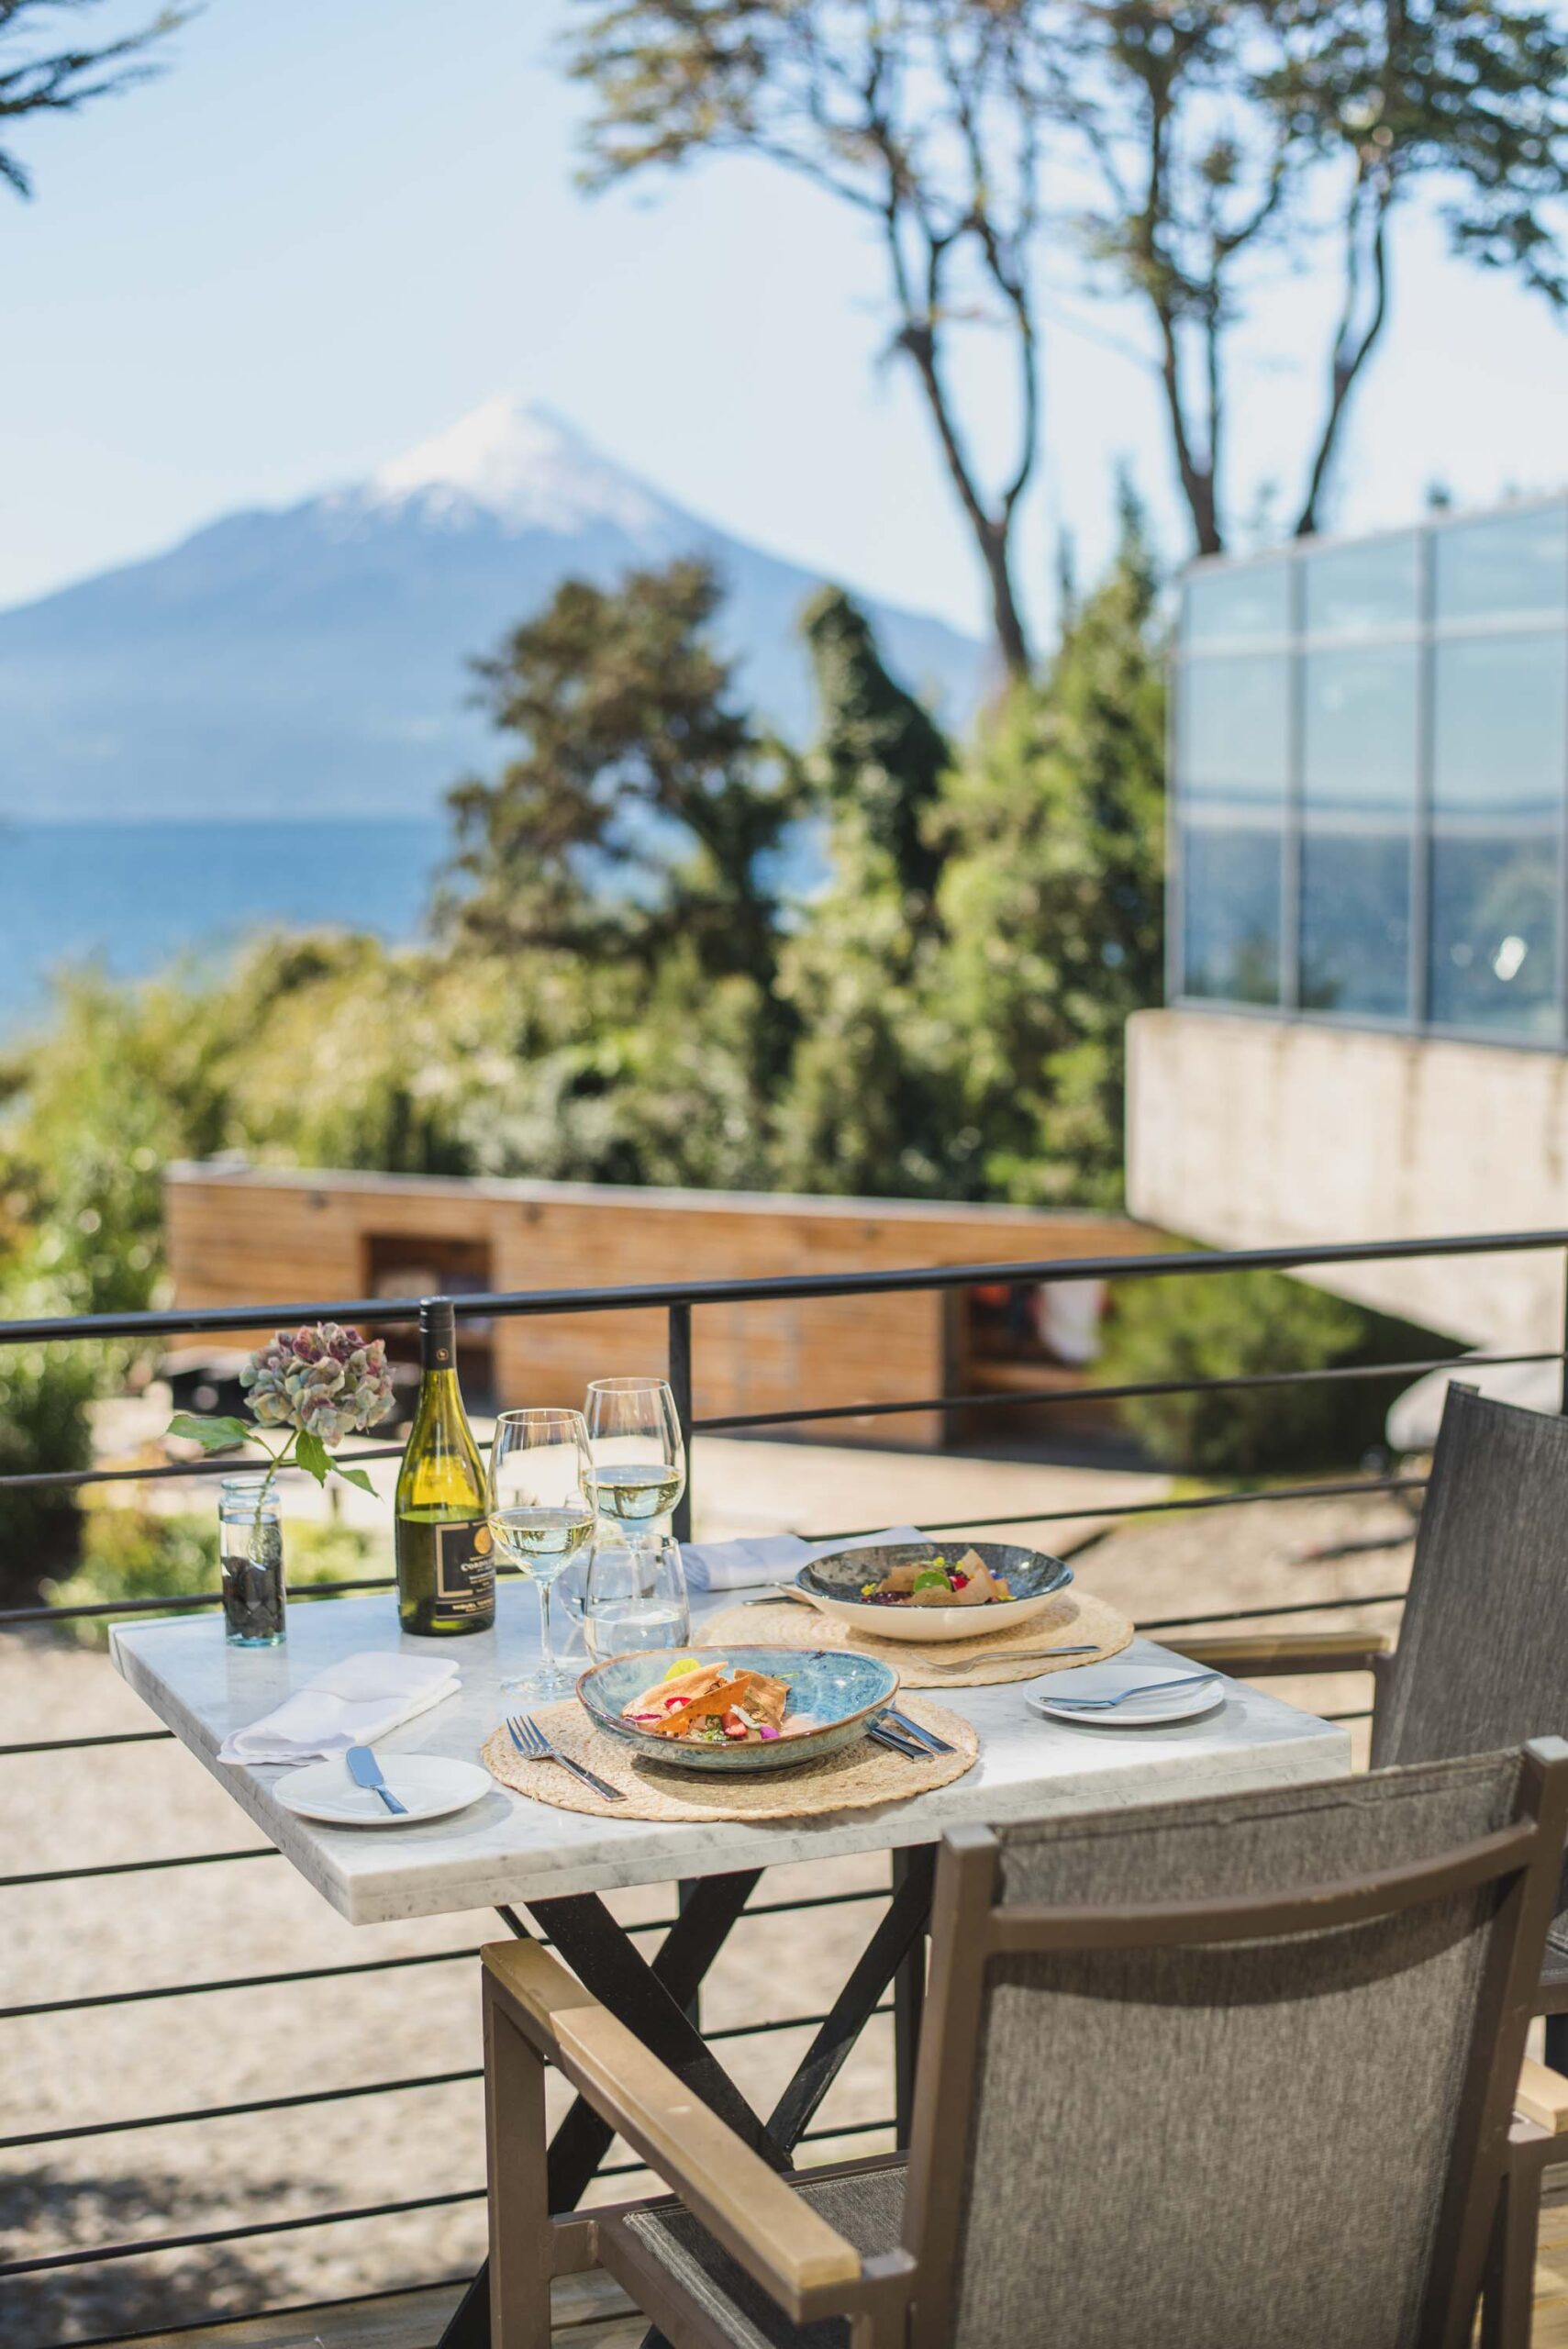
[2,0,1565,640]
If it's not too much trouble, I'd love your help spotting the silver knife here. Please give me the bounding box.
[884,1705,955,1756]
[346,1743,407,1814]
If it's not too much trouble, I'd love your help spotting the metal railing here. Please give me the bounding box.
[5,1225,1564,2346]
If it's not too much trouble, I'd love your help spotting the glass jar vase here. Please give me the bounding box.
[217,1474,286,1646]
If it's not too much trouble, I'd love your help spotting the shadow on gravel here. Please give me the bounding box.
[0,2159,309,2347]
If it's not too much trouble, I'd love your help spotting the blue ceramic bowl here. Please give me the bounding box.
[576,1644,900,1774]
[796,1539,1073,1644]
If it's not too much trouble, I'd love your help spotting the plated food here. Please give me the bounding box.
[857,1547,1016,1609]
[796,1538,1073,1645]
[622,1656,793,1746]
[577,1644,900,1773]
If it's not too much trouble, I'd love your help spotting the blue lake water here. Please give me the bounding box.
[0,819,447,1031]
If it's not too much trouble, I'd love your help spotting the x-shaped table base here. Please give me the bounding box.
[439,1846,937,2349]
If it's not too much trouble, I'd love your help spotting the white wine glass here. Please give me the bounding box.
[488,1408,597,1699]
[584,1376,686,1559]
[584,1532,691,1664]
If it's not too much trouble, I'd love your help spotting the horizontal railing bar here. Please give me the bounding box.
[0,1891,884,2012]
[51,2270,478,2349]
[803,1475,1428,1546]
[1,1227,1565,1348]
[0,1333,1507,1499]
[0,1944,483,2021]
[0,1577,395,1627]
[0,2068,484,2151]
[1321,1709,1374,1722]
[2,1845,279,1891]
[0,1444,406,1495]
[0,2188,488,2277]
[1142,1590,1407,1631]
[0,1728,173,1756]
[0,2001,897,2152]
[1,1481,1421,1630]
[692,1349,1557,1434]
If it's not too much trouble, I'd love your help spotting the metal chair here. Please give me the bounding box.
[1179,1381,1568,2030]
[482,1742,1568,2349]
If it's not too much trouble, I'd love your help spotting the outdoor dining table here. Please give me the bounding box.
[111,1575,1352,2349]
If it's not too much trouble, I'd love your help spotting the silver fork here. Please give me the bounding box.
[1044,1672,1219,1710]
[506,1713,626,1803]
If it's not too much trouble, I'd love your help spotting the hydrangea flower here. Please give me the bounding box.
[240,1323,395,1443]
[171,1319,396,1508]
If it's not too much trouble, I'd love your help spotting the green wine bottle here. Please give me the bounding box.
[395,1298,495,1637]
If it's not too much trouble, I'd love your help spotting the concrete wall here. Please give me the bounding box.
[1125,1008,1568,1348]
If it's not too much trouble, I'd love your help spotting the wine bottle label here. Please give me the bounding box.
[433,1518,495,1612]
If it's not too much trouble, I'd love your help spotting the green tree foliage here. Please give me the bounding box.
[933,485,1165,1205]
[446,559,801,1012]
[773,588,972,1197]
[1,0,184,198]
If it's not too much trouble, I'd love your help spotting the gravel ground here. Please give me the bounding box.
[0,1452,1414,2347]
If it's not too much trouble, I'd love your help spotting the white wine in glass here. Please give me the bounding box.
[488,1408,597,1699]
[584,1377,686,1542]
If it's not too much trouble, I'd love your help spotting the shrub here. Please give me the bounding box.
[0,1337,110,1600]
[43,1507,379,1644]
[1099,1264,1385,1476]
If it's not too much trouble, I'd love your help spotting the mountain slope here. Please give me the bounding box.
[0,398,988,821]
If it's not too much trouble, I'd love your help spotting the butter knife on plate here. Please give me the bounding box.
[346,1743,408,1815]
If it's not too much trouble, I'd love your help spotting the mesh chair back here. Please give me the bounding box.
[1374,1384,1568,1772]
[905,1751,1563,2349]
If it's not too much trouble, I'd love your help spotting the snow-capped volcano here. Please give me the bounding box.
[369,396,673,541]
[0,396,986,821]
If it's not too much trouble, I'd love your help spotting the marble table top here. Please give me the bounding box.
[111,1581,1352,1926]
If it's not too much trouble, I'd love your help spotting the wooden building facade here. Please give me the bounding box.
[164,1163,1151,1446]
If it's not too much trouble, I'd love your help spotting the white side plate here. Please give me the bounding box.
[1028,1661,1226,1729]
[273,1753,493,1826]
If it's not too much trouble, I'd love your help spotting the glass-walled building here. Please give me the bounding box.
[1173,498,1568,1041]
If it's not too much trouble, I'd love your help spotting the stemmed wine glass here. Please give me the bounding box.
[488,1408,597,1699]
[584,1377,686,1562]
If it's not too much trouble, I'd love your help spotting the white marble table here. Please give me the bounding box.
[111,1578,1351,1926]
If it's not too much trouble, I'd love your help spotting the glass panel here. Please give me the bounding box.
[1299,824,1411,1018]
[1302,645,1419,812]
[1304,534,1419,636]
[1179,816,1281,1004]
[1432,633,1567,815]
[1429,828,1560,1037]
[1435,505,1567,625]
[1177,654,1290,801]
[1183,562,1291,646]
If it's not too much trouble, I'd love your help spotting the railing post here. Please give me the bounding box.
[1549,1257,1568,2077]
[668,1301,694,1544]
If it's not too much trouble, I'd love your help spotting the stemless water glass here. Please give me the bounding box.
[584,1532,691,1663]
[584,1377,686,1555]
[487,1408,597,1699]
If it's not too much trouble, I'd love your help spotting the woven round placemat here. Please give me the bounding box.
[482,1693,976,1822]
[702,1586,1133,1688]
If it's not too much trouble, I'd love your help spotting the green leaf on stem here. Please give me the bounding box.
[332,1463,378,1497]
[168,1412,253,1452]
[295,1430,332,1486]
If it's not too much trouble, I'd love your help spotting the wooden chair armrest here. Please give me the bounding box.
[1516,2057,1568,2136]
[1169,1629,1394,1676]
[483,1942,862,2319]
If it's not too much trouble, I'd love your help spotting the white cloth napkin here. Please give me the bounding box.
[217,1652,461,1765]
[680,1525,928,1594]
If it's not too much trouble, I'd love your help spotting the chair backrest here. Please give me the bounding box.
[1373,1383,1568,1774]
[901,1743,1568,2349]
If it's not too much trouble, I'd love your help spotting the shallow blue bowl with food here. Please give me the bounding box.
[796,1538,1073,1643]
[576,1644,900,1774]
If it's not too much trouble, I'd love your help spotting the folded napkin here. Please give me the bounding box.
[680,1525,928,1595]
[217,1651,461,1765]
